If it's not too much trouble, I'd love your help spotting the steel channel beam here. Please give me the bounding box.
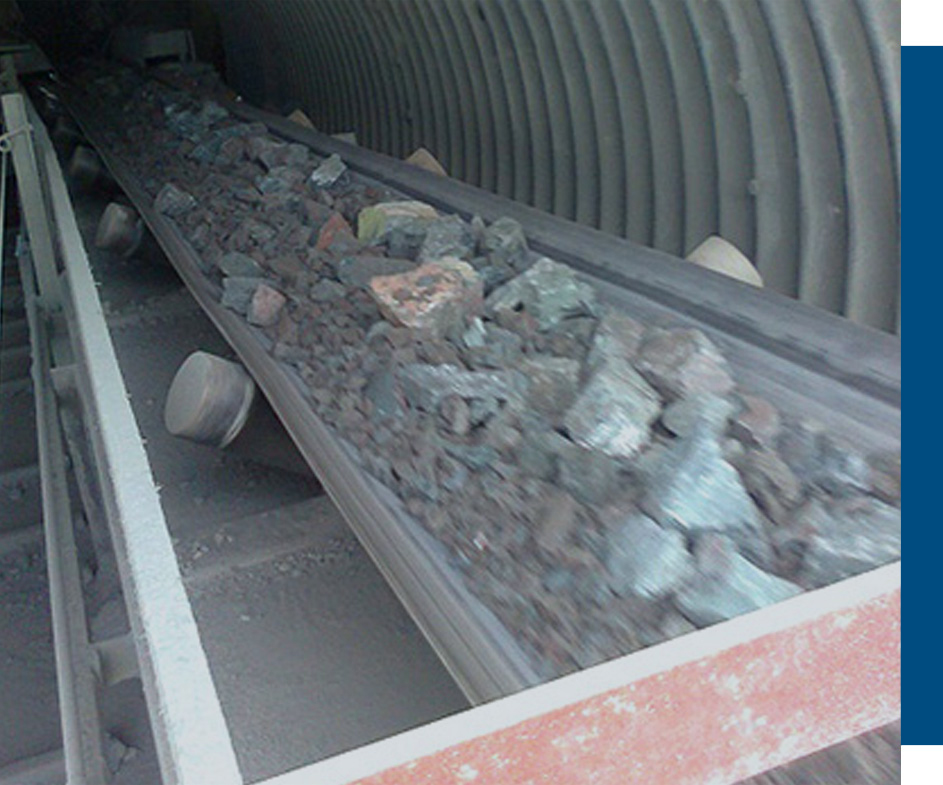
[17,92,243,785]
[17,247,108,785]
[257,563,899,785]
[1,92,60,303]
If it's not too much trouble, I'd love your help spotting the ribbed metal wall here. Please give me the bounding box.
[216,0,900,332]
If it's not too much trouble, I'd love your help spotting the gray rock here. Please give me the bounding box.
[462,317,488,349]
[155,183,196,217]
[373,217,433,259]
[604,512,694,599]
[535,490,580,554]
[794,498,901,588]
[556,439,624,505]
[247,135,284,167]
[309,154,347,188]
[734,448,802,526]
[635,328,735,400]
[438,395,472,436]
[283,143,310,167]
[516,428,568,481]
[521,357,581,418]
[730,395,781,448]
[310,279,347,302]
[867,450,901,505]
[199,101,229,126]
[816,434,870,493]
[217,251,263,278]
[485,257,597,331]
[418,215,476,263]
[661,393,735,438]
[482,217,529,270]
[364,367,403,422]
[463,325,524,370]
[243,218,278,244]
[397,363,528,413]
[642,425,760,537]
[586,312,644,369]
[565,358,660,459]
[475,260,516,294]
[676,548,802,625]
[335,256,415,288]
[442,441,499,471]
[221,276,265,314]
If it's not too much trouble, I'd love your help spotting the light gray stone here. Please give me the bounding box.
[217,251,263,278]
[605,513,694,599]
[155,183,196,217]
[661,393,735,438]
[309,153,347,188]
[418,215,476,263]
[795,498,901,588]
[485,257,597,331]
[462,317,488,349]
[482,216,529,270]
[521,357,581,418]
[676,549,802,625]
[397,363,529,413]
[335,256,415,288]
[586,312,645,369]
[816,434,870,493]
[221,276,265,314]
[565,357,660,459]
[642,425,760,537]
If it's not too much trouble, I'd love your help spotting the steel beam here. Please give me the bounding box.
[255,564,899,785]
[8,90,243,785]
[18,247,108,785]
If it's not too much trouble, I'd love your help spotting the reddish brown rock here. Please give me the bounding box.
[368,258,483,338]
[634,328,735,400]
[731,394,781,447]
[247,283,287,327]
[315,212,354,251]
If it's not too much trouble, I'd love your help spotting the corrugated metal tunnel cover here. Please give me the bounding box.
[215,0,901,332]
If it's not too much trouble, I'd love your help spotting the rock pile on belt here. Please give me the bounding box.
[82,66,901,679]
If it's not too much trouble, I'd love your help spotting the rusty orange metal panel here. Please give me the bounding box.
[260,564,899,785]
[355,589,899,785]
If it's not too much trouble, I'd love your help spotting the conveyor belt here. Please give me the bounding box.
[57,78,900,705]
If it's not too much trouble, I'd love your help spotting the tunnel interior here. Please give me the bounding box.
[0,3,900,784]
[14,0,901,332]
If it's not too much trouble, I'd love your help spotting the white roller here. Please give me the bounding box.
[687,235,764,288]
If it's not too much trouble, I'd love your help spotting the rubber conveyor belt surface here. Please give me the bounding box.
[57,79,900,706]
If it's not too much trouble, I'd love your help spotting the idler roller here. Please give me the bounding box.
[164,351,312,477]
[95,202,144,258]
